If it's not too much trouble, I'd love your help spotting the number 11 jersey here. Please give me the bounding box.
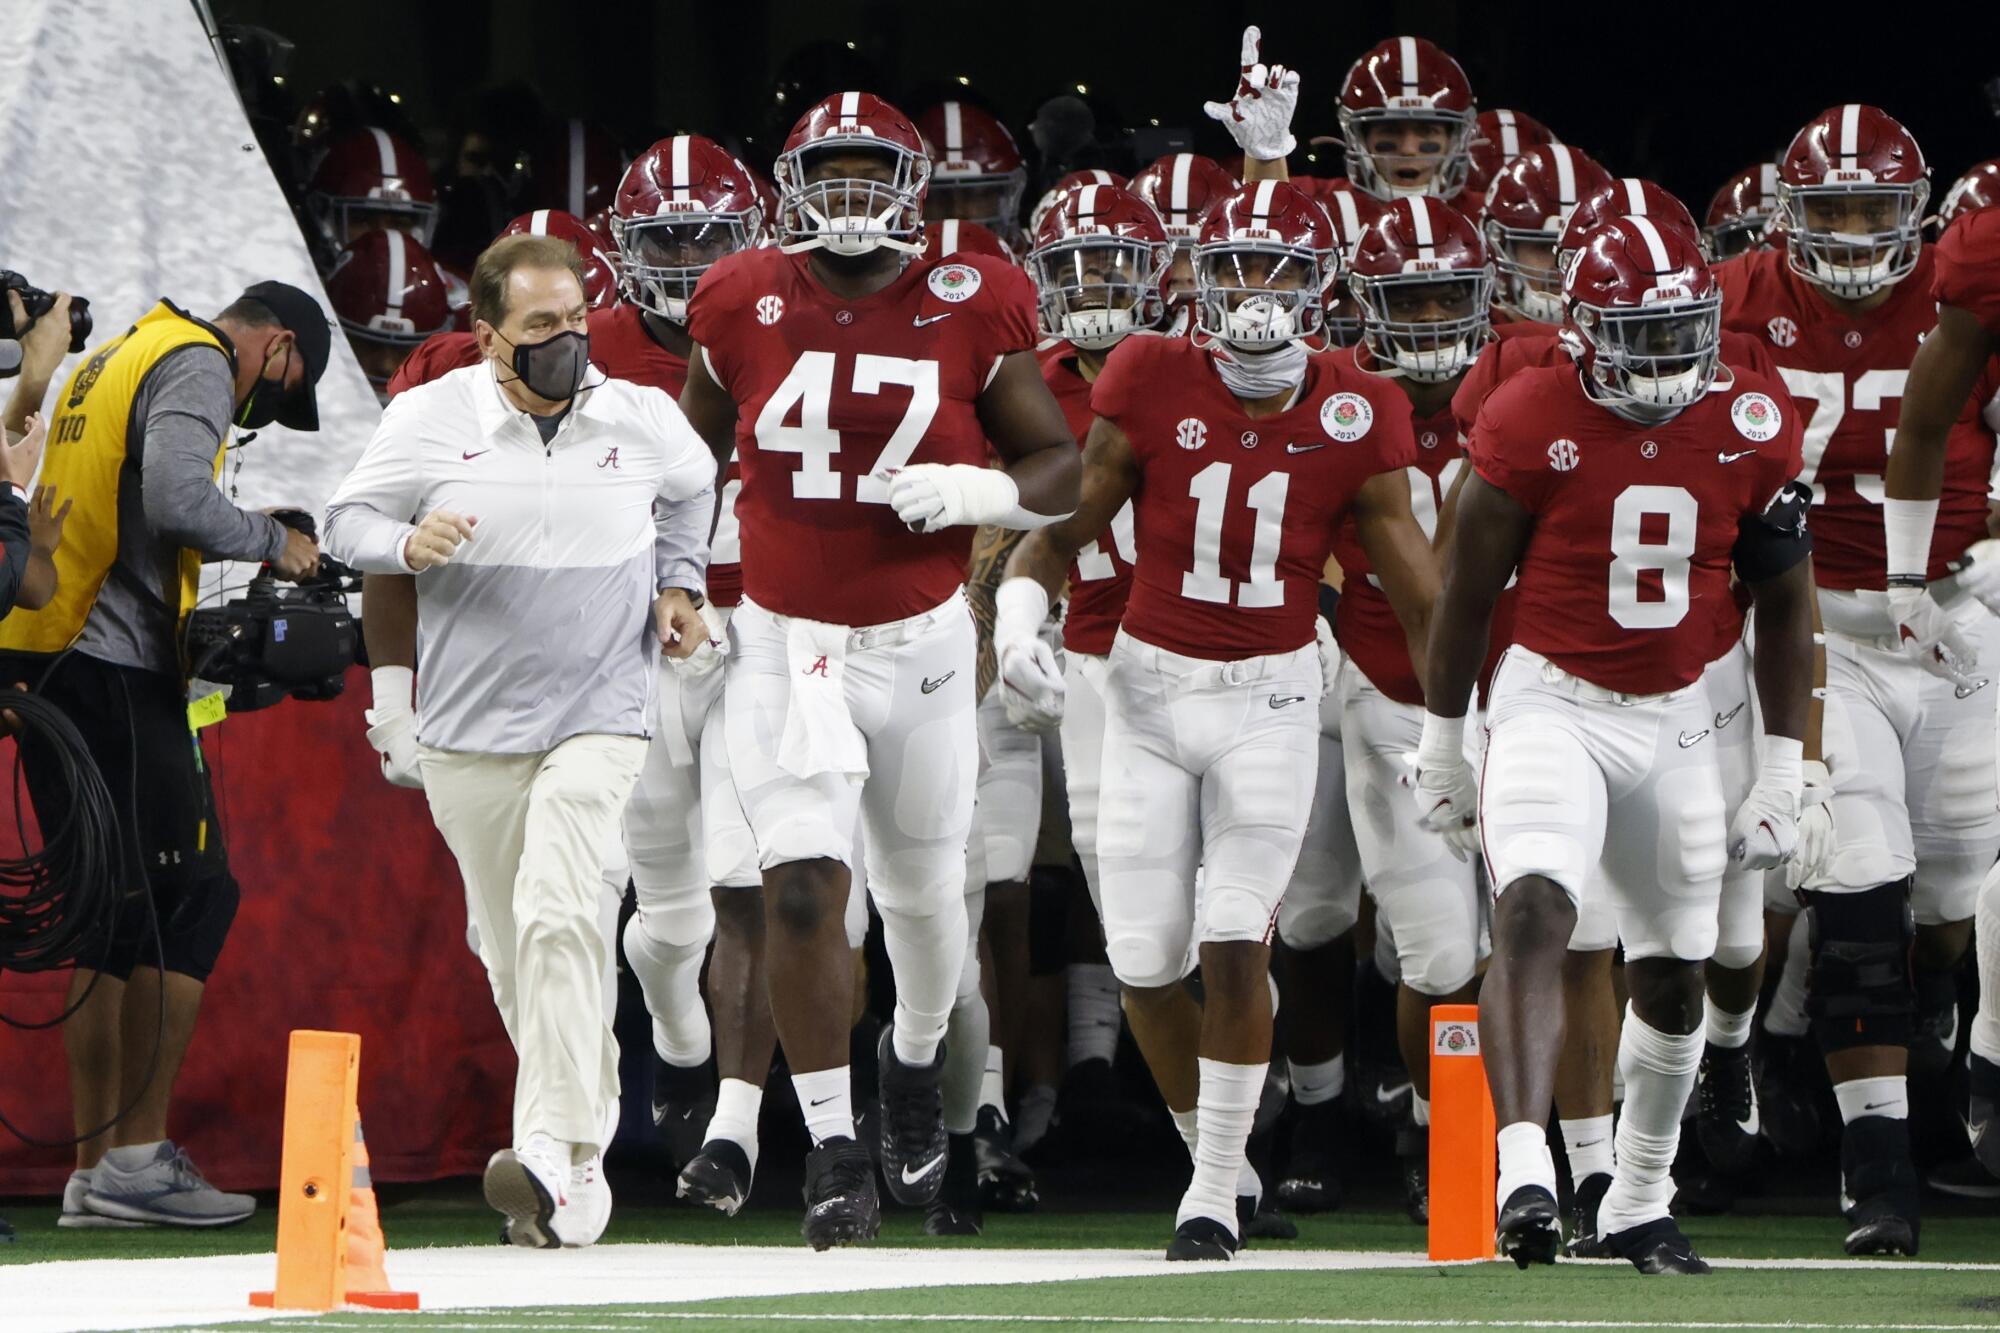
[687,248,1039,626]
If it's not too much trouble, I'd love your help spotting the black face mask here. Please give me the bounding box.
[236,340,295,430]
[495,328,590,403]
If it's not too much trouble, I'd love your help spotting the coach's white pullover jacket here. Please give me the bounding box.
[324,364,716,755]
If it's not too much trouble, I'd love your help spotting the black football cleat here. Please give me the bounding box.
[651,1055,716,1171]
[1564,1172,1612,1258]
[924,1133,984,1236]
[1275,1099,1343,1213]
[1755,1032,1826,1158]
[1695,1042,1760,1177]
[876,1028,948,1206]
[800,1136,881,1251]
[1841,1116,1921,1257]
[1969,1053,2000,1180]
[677,1139,754,1216]
[1166,1216,1239,1261]
[1602,1216,1712,1275]
[1497,1185,1563,1269]
[973,1106,1039,1212]
[1237,1188,1298,1242]
[1396,1125,1430,1226]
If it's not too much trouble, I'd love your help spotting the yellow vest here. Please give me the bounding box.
[0,301,232,655]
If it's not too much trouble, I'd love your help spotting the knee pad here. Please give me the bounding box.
[1027,864,1071,976]
[1803,879,1915,1054]
[155,869,241,982]
[632,897,715,951]
[1105,921,1190,991]
[1200,882,1282,947]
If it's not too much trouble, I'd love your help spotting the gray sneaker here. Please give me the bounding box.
[59,1169,148,1229]
[84,1142,255,1228]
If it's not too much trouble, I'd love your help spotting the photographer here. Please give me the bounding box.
[0,280,329,1229]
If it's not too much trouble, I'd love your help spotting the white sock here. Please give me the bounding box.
[1411,1091,1431,1128]
[1066,963,1122,1066]
[1704,994,1754,1051]
[1496,1121,1556,1213]
[1762,915,1812,1039]
[1287,1055,1345,1107]
[1975,863,2000,1064]
[1235,1156,1263,1205]
[101,1141,166,1171]
[1176,1058,1264,1234]
[883,899,967,1066]
[1171,1106,1201,1159]
[1599,1006,1702,1236]
[980,1045,1007,1115]
[705,1078,763,1168]
[943,988,989,1136]
[1561,1114,1616,1181]
[621,911,712,1066]
[792,1067,853,1146]
[1834,1075,1908,1124]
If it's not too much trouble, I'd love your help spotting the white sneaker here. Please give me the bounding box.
[84,1142,255,1228]
[484,1133,568,1249]
[59,1169,148,1229]
[554,1153,612,1246]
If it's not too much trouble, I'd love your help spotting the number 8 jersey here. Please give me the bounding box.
[687,247,1039,626]
[1468,362,1805,695]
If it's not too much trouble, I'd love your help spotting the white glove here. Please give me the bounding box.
[1409,711,1479,862]
[1314,614,1341,700]
[885,464,1021,534]
[1949,538,2000,616]
[667,602,728,679]
[1884,582,1983,690]
[1729,737,1804,871]
[1784,759,1836,891]
[364,666,424,790]
[402,508,477,571]
[1201,25,1300,162]
[995,577,1065,733]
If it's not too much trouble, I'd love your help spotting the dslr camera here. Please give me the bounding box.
[0,271,92,357]
[183,511,360,712]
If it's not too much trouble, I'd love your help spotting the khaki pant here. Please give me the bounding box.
[423,732,648,1156]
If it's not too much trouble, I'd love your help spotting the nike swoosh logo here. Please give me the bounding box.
[1714,702,1746,729]
[1373,1081,1412,1105]
[1678,729,1709,748]
[900,1154,944,1185]
[921,671,956,694]
[462,449,490,461]
[808,1095,838,1107]
[1957,678,1990,698]
[1269,694,1307,709]
[1574,1139,1605,1150]
[1285,442,1326,454]
[1864,1101,1894,1111]
[1717,449,1755,464]
[913,313,953,328]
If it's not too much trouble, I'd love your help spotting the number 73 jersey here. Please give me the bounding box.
[1468,363,1805,696]
[687,247,1039,626]
[1090,336,1418,661]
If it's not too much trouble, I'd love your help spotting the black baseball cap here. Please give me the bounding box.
[239,279,332,431]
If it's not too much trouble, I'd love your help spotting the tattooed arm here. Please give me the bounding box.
[968,522,1031,701]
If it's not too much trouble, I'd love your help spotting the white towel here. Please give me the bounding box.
[777,616,870,785]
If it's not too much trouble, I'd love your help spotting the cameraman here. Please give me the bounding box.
[0,281,329,1229]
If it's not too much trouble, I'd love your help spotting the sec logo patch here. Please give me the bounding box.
[928,263,982,303]
[1175,418,1207,450]
[1731,392,1782,442]
[1767,316,1797,348]
[1320,392,1373,442]
[755,295,784,326]
[1548,438,1579,472]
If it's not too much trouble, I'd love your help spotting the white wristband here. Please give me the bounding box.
[1883,497,1938,584]
[370,664,415,716]
[1416,711,1466,768]
[953,466,1022,526]
[1761,733,1805,791]
[995,577,1051,644]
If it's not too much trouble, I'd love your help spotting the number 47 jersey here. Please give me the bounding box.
[687,247,1039,627]
[1468,362,1805,696]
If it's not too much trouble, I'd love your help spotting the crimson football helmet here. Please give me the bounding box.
[1129,153,1239,244]
[1313,185,1386,347]
[1705,163,1781,260]
[1941,158,2000,224]
[1348,197,1493,383]
[325,229,454,397]
[916,101,1028,239]
[307,128,438,249]
[1337,37,1478,202]
[1558,179,1700,273]
[925,218,1016,263]
[1028,169,1129,237]
[1777,104,1929,298]
[518,118,625,218]
[611,135,763,321]
[1563,214,1722,422]
[1483,143,1612,322]
[1026,184,1169,350]
[1465,109,1556,198]
[774,91,931,256]
[499,209,620,310]
[1192,180,1338,351]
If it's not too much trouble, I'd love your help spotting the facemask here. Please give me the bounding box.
[1221,294,1302,347]
[1623,364,1704,409]
[1388,337,1474,382]
[496,328,590,403]
[1059,306,1138,350]
[236,340,295,430]
[1516,285,1565,324]
[1211,340,1310,399]
[1805,238,1897,299]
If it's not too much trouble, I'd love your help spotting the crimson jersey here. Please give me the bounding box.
[1718,247,1991,587]
[1093,336,1418,661]
[687,249,1037,626]
[1935,208,2000,337]
[1470,364,1804,694]
[386,330,479,396]
[1040,341,1135,655]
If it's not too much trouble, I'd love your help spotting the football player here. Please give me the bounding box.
[1423,216,1813,1274]
[999,178,1437,1260]
[1705,164,1782,261]
[677,91,1079,1249]
[1880,200,2000,1183]
[326,229,457,402]
[305,128,439,256]
[1718,105,1996,1254]
[917,101,1030,250]
[1333,37,1478,205]
[1464,109,1557,205]
[1482,144,1613,327]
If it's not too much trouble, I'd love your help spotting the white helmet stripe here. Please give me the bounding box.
[944,101,964,156]
[530,208,550,234]
[1408,198,1436,259]
[1398,36,1418,90]
[1077,183,1100,217]
[1170,153,1193,215]
[670,135,692,205]
[384,228,406,314]
[1759,161,1778,201]
[1497,109,1520,158]
[1627,213,1674,272]
[1551,144,1578,205]
[1251,178,1278,223]
[1621,178,1646,212]
[568,120,585,216]
[1333,190,1361,240]
[1838,103,1860,169]
[1090,168,1113,184]
[838,90,861,129]
[369,126,397,177]
[940,219,960,254]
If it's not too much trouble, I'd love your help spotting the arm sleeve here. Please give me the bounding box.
[136,348,288,562]
[0,488,28,616]
[323,395,428,574]
[649,389,720,593]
